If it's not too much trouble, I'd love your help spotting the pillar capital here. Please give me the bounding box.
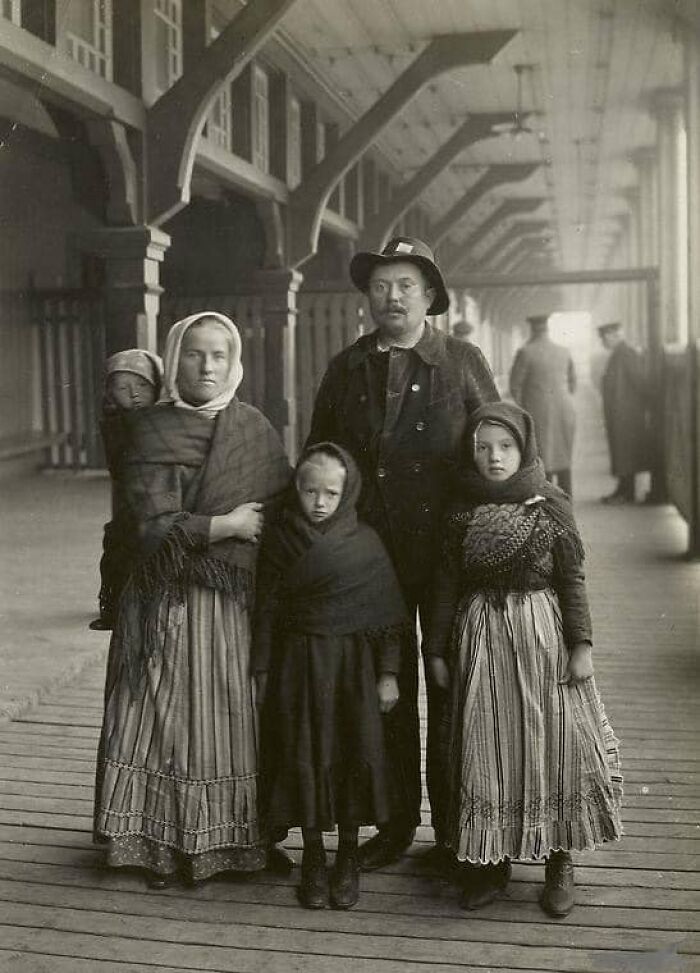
[76,225,171,353]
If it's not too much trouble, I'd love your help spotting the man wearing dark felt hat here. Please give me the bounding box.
[597,322,649,503]
[307,237,499,869]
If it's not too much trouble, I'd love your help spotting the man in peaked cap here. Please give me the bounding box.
[597,322,649,503]
[307,237,499,870]
[509,312,577,497]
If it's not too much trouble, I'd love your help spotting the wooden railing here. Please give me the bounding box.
[34,290,106,469]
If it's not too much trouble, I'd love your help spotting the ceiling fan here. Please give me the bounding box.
[492,64,538,138]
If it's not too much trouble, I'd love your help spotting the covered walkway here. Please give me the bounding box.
[0,393,698,973]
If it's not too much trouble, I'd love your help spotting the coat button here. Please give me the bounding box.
[359,394,367,403]
[422,503,431,513]
[411,383,420,392]
[413,462,422,473]
[415,421,425,431]
[377,467,387,478]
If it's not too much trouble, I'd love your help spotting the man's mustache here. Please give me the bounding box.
[384,304,406,314]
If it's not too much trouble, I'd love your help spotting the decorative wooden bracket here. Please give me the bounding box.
[145,0,299,226]
[501,238,552,273]
[430,163,540,249]
[86,118,139,225]
[287,30,517,268]
[256,198,286,269]
[443,196,546,274]
[357,111,515,251]
[471,219,550,269]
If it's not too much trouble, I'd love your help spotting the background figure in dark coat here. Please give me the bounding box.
[509,314,577,497]
[597,322,649,503]
[307,237,499,871]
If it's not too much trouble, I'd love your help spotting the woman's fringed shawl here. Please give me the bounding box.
[254,443,410,670]
[117,400,291,688]
[445,402,585,604]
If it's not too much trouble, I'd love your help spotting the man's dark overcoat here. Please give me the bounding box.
[307,324,499,590]
[601,340,649,477]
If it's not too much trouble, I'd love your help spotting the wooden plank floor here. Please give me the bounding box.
[1,409,699,973]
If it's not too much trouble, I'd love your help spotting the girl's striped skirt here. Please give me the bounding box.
[94,585,265,881]
[445,588,623,864]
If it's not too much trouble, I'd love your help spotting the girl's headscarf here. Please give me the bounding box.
[453,401,582,542]
[104,348,163,403]
[159,311,243,415]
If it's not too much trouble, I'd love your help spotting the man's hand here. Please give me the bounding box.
[561,643,594,684]
[377,674,399,714]
[427,656,450,691]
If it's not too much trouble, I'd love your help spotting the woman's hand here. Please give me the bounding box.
[561,642,594,684]
[377,674,399,714]
[427,656,450,691]
[210,502,264,543]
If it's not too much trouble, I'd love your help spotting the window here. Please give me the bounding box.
[64,0,112,81]
[206,8,232,151]
[1,0,20,24]
[288,95,301,189]
[154,0,182,97]
[252,64,269,173]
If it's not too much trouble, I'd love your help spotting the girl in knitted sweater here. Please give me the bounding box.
[426,402,622,916]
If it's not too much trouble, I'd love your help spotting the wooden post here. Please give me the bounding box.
[684,38,700,556]
[252,267,302,458]
[646,274,667,503]
[79,226,170,354]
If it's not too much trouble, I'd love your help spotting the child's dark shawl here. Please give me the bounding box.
[254,443,409,670]
[116,399,291,687]
[445,402,585,599]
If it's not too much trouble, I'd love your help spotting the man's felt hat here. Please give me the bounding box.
[597,321,622,337]
[349,237,450,315]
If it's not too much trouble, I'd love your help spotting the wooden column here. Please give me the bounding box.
[684,38,700,555]
[652,88,685,345]
[252,267,302,457]
[80,226,171,354]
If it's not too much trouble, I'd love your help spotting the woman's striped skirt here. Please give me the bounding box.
[445,588,623,864]
[94,585,265,881]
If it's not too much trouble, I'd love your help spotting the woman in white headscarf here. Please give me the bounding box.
[93,313,291,887]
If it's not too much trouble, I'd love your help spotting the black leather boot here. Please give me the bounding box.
[330,846,360,909]
[297,845,329,910]
[541,850,575,917]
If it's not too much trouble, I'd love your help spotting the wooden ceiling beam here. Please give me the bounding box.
[357,111,516,251]
[429,164,540,250]
[469,219,550,270]
[452,266,658,288]
[286,29,517,267]
[146,0,299,227]
[443,196,546,273]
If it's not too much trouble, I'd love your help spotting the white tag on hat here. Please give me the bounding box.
[394,242,413,253]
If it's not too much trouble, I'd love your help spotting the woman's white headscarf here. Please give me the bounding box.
[160,311,243,415]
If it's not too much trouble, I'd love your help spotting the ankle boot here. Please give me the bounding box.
[541,850,575,917]
[297,845,329,909]
[330,846,359,909]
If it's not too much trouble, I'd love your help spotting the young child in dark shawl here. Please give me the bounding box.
[254,443,410,911]
[426,402,622,917]
[89,348,163,631]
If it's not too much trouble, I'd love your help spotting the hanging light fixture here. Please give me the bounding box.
[492,64,537,139]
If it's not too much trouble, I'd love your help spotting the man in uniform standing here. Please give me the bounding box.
[597,321,649,503]
[307,237,498,869]
[509,313,577,497]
